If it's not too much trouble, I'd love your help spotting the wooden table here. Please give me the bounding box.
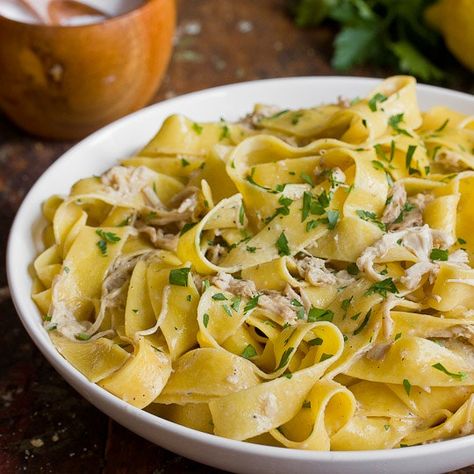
[0,0,472,472]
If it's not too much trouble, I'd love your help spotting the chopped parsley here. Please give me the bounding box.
[268,109,289,120]
[203,313,209,328]
[341,297,353,312]
[356,210,386,231]
[244,295,260,313]
[291,298,303,307]
[458,237,467,245]
[319,353,333,362]
[308,337,323,346]
[276,231,290,256]
[388,113,412,137]
[308,307,334,322]
[393,202,415,224]
[95,229,121,256]
[231,296,241,312]
[291,111,304,125]
[306,220,319,232]
[222,304,233,317]
[117,215,132,227]
[430,248,448,261]
[347,262,359,275]
[300,172,314,187]
[384,424,391,431]
[368,93,387,112]
[403,378,411,396]
[220,123,230,140]
[353,309,371,335]
[246,246,257,253]
[241,344,258,359]
[276,347,294,370]
[239,204,245,226]
[180,222,196,236]
[327,209,339,230]
[405,145,417,173]
[365,278,399,297]
[192,122,203,134]
[302,400,312,409]
[434,118,449,133]
[181,158,190,167]
[212,293,227,301]
[75,332,91,341]
[302,191,312,222]
[394,332,402,341]
[432,362,467,381]
[169,267,191,287]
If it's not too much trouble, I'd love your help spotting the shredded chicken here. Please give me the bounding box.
[434,150,468,172]
[382,182,407,225]
[357,225,455,284]
[135,226,178,251]
[366,343,392,361]
[206,244,228,265]
[212,272,257,299]
[211,273,301,323]
[296,256,353,287]
[101,166,157,201]
[240,104,283,129]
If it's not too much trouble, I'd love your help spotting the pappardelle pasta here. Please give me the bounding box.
[32,76,474,450]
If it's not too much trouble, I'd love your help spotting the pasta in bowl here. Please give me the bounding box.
[30,75,474,452]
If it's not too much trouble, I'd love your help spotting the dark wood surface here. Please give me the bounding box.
[0,1,472,472]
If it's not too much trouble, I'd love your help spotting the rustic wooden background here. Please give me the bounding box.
[0,0,473,472]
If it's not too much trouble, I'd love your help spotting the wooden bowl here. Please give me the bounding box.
[0,0,176,139]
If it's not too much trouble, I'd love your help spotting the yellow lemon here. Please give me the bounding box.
[425,0,474,71]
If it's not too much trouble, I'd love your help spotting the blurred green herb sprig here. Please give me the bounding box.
[288,0,447,81]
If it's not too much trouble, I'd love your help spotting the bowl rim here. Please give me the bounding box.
[7,75,474,464]
[0,0,167,30]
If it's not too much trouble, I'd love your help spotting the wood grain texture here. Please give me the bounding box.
[0,0,472,472]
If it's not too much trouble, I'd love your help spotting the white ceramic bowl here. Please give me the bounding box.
[7,77,474,474]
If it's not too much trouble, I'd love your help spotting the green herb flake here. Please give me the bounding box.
[276,231,291,256]
[405,145,417,170]
[192,122,203,135]
[277,347,294,370]
[432,362,467,381]
[302,400,312,409]
[306,219,319,232]
[458,238,467,245]
[231,296,241,312]
[244,295,260,313]
[327,210,339,230]
[169,267,191,287]
[308,337,323,346]
[239,204,245,226]
[430,248,448,261]
[319,353,333,362]
[394,332,402,341]
[300,172,314,187]
[222,304,233,317]
[353,309,371,335]
[403,378,411,396]
[350,312,361,321]
[347,262,360,275]
[434,118,449,133]
[246,246,257,253]
[181,158,190,167]
[220,123,230,140]
[384,424,391,431]
[241,344,258,359]
[75,332,91,341]
[356,209,386,231]
[341,297,353,312]
[203,313,209,328]
[368,93,387,112]
[365,278,399,297]
[212,293,227,301]
[308,307,334,322]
